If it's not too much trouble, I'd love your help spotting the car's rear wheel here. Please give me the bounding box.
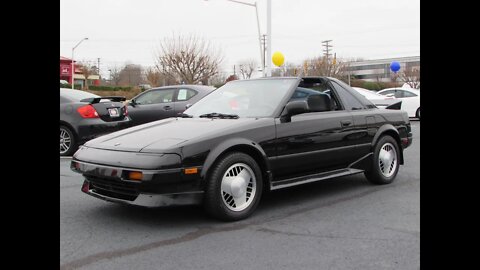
[365,135,400,185]
[60,125,77,156]
[204,152,263,221]
[415,107,420,119]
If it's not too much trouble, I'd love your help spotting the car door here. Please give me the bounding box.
[271,81,357,180]
[128,88,177,126]
[173,88,198,115]
[329,80,376,158]
[396,89,419,117]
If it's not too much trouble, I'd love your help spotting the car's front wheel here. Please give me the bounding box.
[204,152,263,221]
[60,125,77,156]
[365,135,400,185]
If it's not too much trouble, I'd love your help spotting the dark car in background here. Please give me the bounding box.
[71,77,412,221]
[126,85,215,126]
[60,88,130,156]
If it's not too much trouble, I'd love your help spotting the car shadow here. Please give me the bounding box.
[86,173,374,228]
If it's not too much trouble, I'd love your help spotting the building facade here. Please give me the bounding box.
[60,56,100,87]
[347,56,420,82]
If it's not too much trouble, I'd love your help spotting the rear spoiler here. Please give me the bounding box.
[80,96,126,104]
[385,100,402,110]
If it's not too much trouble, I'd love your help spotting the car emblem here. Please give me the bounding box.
[114,142,121,146]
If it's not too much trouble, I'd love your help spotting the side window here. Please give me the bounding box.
[394,90,403,98]
[330,81,365,110]
[380,90,395,96]
[176,88,197,101]
[402,90,417,97]
[296,81,343,111]
[135,89,175,105]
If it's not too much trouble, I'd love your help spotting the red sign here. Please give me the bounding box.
[60,64,71,76]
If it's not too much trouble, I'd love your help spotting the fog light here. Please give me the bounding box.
[128,171,143,181]
[184,167,198,174]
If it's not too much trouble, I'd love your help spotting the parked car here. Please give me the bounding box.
[377,88,420,119]
[127,85,215,126]
[60,88,130,156]
[352,87,402,109]
[71,77,412,221]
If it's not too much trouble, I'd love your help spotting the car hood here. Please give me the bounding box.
[84,117,260,153]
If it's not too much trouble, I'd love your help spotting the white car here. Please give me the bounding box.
[352,87,400,109]
[377,88,420,119]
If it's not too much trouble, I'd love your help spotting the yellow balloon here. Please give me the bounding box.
[272,51,285,67]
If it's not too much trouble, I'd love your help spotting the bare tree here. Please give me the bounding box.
[155,35,223,84]
[108,65,122,86]
[399,66,420,89]
[78,62,96,90]
[302,56,349,80]
[144,67,178,87]
[118,64,144,86]
[144,67,161,87]
[238,59,257,79]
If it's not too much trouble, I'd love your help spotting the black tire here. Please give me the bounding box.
[60,125,77,156]
[364,135,400,185]
[415,107,420,119]
[203,152,263,221]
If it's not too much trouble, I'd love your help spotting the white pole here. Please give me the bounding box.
[266,0,272,77]
[71,38,88,90]
[71,49,75,89]
[254,3,265,77]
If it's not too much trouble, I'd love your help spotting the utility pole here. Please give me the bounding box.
[266,0,272,77]
[322,40,333,76]
[97,58,100,76]
[261,34,267,75]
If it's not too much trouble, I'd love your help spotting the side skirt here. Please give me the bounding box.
[269,153,373,191]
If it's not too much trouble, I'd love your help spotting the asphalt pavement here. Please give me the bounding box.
[60,121,420,270]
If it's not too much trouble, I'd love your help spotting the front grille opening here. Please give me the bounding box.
[86,176,139,201]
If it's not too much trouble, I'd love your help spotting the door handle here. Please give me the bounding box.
[341,120,352,127]
[164,106,172,111]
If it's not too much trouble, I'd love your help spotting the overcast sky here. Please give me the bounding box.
[60,0,419,78]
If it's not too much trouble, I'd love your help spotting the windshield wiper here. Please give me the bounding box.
[177,113,193,118]
[199,112,239,119]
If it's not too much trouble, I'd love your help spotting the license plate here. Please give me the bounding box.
[108,108,119,117]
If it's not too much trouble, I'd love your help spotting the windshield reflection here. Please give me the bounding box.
[184,78,298,118]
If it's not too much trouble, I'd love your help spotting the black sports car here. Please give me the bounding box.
[60,88,130,156]
[126,85,215,126]
[71,77,412,221]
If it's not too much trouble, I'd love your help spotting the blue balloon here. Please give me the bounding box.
[390,61,401,73]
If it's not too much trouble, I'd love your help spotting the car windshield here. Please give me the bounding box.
[184,78,298,118]
[60,88,99,102]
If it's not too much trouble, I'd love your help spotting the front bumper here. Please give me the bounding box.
[71,159,204,207]
[81,180,203,207]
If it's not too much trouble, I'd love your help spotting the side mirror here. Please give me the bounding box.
[185,103,193,109]
[285,100,308,116]
[129,99,137,107]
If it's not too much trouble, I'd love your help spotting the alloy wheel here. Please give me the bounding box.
[220,163,256,212]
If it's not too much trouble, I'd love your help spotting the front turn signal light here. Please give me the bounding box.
[184,167,198,175]
[128,171,143,181]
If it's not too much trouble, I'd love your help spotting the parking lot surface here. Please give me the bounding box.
[60,121,420,270]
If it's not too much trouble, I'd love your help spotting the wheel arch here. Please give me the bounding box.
[372,124,404,165]
[60,121,78,140]
[201,138,272,190]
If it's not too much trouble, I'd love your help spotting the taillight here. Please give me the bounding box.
[124,106,128,116]
[77,105,99,118]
